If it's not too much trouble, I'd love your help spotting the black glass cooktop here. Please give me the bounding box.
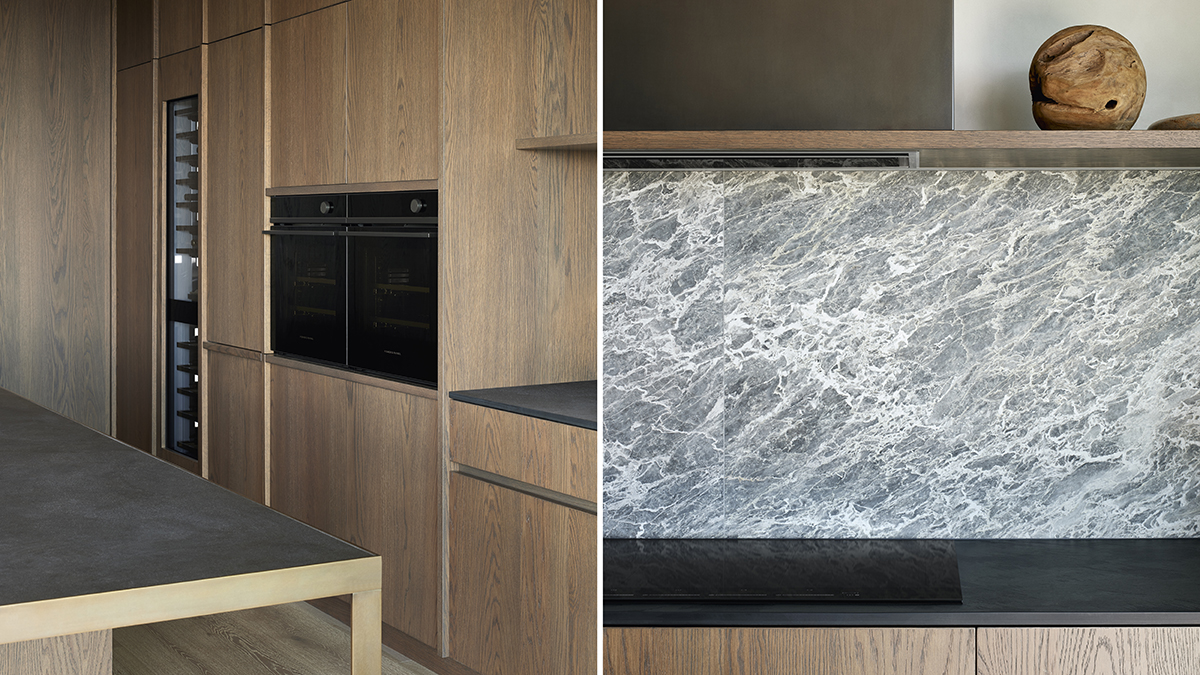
[604,539,962,604]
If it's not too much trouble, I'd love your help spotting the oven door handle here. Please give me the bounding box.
[263,230,341,235]
[343,231,435,238]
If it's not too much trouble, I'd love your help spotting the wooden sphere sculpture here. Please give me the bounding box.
[1029,25,1146,130]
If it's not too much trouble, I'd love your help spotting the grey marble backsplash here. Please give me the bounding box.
[603,169,1200,539]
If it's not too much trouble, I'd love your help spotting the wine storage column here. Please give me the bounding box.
[166,96,201,461]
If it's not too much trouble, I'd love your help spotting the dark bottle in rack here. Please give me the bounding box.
[165,95,201,461]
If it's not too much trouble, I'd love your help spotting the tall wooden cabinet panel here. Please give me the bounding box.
[729,628,975,675]
[160,0,202,57]
[442,0,597,395]
[270,0,345,24]
[270,5,347,188]
[353,384,440,647]
[206,0,265,43]
[116,0,154,70]
[346,0,440,183]
[977,627,1200,675]
[159,47,202,102]
[207,350,265,503]
[206,29,266,351]
[115,61,157,453]
[448,472,597,675]
[269,365,356,535]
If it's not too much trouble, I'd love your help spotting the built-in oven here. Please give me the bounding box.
[268,190,437,387]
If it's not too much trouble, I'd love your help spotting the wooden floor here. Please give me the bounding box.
[113,601,436,675]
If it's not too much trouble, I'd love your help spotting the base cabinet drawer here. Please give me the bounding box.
[978,627,1200,675]
[605,627,976,675]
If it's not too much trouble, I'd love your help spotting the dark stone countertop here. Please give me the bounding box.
[604,538,1200,627]
[448,380,597,430]
[0,387,372,607]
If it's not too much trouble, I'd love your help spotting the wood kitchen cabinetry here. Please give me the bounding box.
[206,348,266,503]
[977,627,1200,675]
[270,363,440,649]
[205,28,267,352]
[447,398,597,675]
[160,0,202,58]
[270,0,440,188]
[207,0,265,43]
[604,628,976,675]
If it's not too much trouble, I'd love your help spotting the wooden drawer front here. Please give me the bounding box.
[604,628,727,675]
[731,628,975,675]
[449,400,597,501]
[604,628,974,675]
[448,473,596,675]
[978,627,1200,675]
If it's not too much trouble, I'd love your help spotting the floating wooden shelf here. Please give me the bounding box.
[604,130,1200,168]
[515,132,597,151]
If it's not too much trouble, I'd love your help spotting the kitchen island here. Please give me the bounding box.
[0,387,383,674]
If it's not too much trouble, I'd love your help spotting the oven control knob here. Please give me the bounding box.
[319,200,336,214]
[410,198,428,214]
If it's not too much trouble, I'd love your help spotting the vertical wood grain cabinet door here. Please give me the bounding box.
[978,627,1200,675]
[206,351,265,503]
[207,0,265,43]
[206,29,266,352]
[347,0,440,183]
[449,473,597,675]
[159,0,202,58]
[604,628,727,675]
[352,383,440,649]
[270,5,347,188]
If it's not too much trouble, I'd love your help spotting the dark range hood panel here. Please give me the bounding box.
[604,0,953,131]
[604,539,963,604]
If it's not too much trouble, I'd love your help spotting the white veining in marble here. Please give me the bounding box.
[603,169,1200,539]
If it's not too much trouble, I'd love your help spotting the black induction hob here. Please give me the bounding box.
[604,539,962,604]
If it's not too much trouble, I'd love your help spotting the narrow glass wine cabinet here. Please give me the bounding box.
[165,96,200,460]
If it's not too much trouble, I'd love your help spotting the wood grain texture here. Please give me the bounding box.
[264,353,437,400]
[532,0,596,138]
[206,0,265,43]
[977,627,1200,675]
[158,46,201,101]
[604,628,727,675]
[114,62,156,448]
[207,350,266,503]
[113,602,430,675]
[0,0,112,433]
[206,28,266,351]
[269,364,355,534]
[729,628,975,675]
[448,472,597,675]
[515,133,595,150]
[265,178,439,196]
[441,0,598,398]
[116,0,154,70]
[269,4,346,188]
[0,629,112,675]
[269,0,346,24]
[160,0,202,57]
[353,383,441,648]
[346,0,439,183]
[448,400,597,502]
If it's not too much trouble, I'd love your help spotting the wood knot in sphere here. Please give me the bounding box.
[1029,25,1146,130]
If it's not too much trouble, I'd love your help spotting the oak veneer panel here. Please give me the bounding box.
[532,0,596,138]
[207,350,265,503]
[270,5,347,187]
[448,473,597,675]
[269,365,355,536]
[206,29,266,351]
[116,0,154,70]
[0,0,112,432]
[353,384,440,648]
[346,0,439,183]
[206,0,265,43]
[604,628,727,675]
[269,0,345,24]
[115,61,157,449]
[730,628,975,675]
[158,46,201,101]
[977,627,1200,675]
[0,629,112,675]
[441,0,597,395]
[160,0,202,57]
[449,399,597,501]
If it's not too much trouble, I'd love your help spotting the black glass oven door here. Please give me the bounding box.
[347,229,437,387]
[270,228,346,365]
